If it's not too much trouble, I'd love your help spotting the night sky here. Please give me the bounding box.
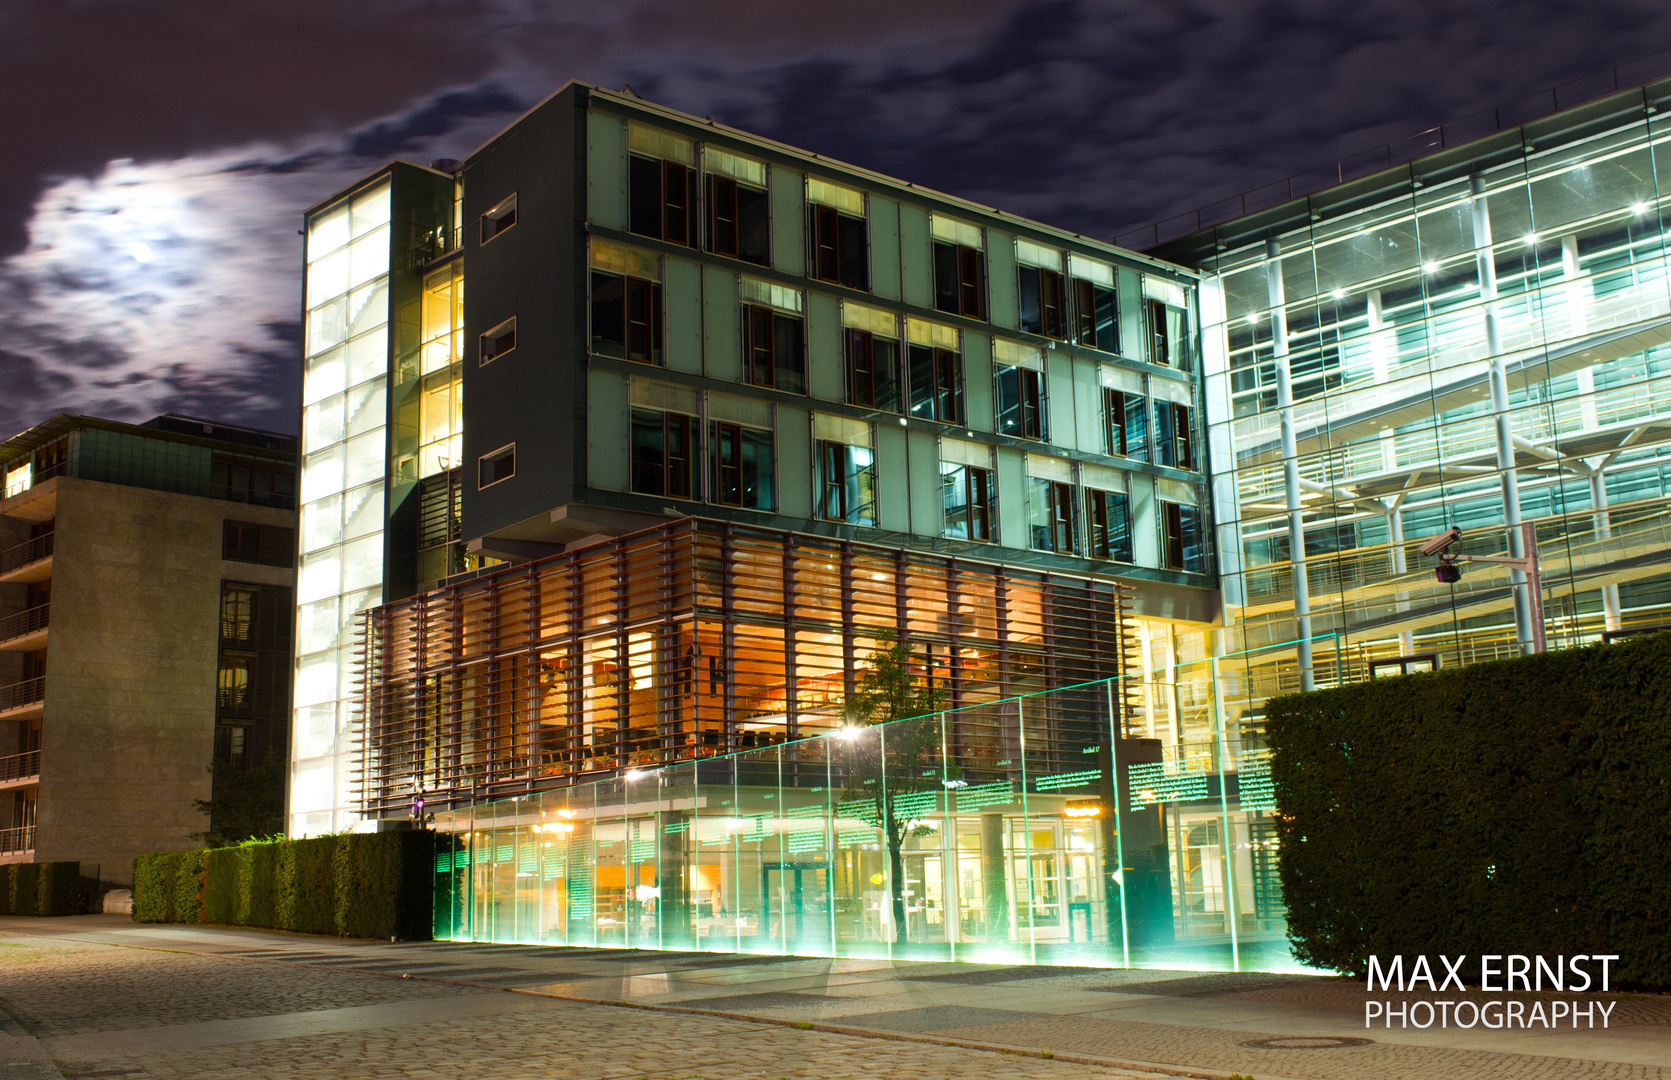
[3,0,1669,437]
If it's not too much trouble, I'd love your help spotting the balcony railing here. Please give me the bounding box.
[0,604,47,645]
[0,750,38,784]
[0,532,52,576]
[0,677,45,713]
[0,825,34,854]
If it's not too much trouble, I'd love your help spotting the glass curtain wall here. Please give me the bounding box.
[1195,83,1671,690]
[428,634,1332,973]
[292,179,393,836]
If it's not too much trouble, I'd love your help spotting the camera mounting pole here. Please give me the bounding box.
[1449,521,1545,654]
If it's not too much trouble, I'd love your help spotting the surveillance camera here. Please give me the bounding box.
[1419,526,1462,557]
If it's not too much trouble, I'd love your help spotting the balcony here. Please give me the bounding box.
[0,676,44,721]
[0,825,34,857]
[0,749,37,789]
[0,604,47,651]
[0,531,53,584]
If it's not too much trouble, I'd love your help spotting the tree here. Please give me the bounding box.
[840,630,947,944]
[191,759,284,847]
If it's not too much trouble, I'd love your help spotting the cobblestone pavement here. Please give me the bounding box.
[4,917,1671,1080]
[0,930,1175,1080]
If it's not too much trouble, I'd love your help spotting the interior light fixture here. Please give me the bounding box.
[624,769,645,781]
[1244,313,1259,324]
[1632,201,1652,215]
[1422,261,1440,274]
[1330,288,1345,299]
[1523,232,1540,245]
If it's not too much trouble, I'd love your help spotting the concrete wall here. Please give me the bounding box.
[32,478,293,884]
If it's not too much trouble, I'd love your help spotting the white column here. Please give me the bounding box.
[1388,503,1414,653]
[1267,239,1314,690]
[1589,464,1624,631]
[1473,175,1535,653]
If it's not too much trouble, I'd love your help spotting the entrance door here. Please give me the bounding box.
[760,862,829,949]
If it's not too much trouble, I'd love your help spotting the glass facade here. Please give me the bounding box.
[362,518,1141,816]
[292,179,393,836]
[1179,80,1671,688]
[427,643,1311,972]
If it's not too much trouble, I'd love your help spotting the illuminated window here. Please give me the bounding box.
[808,179,869,291]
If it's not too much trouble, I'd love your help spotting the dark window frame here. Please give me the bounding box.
[705,173,771,265]
[933,241,987,319]
[908,345,964,424]
[478,443,516,489]
[591,270,664,365]
[480,193,517,244]
[1072,277,1119,353]
[707,420,775,511]
[810,204,871,291]
[479,316,516,365]
[630,408,697,501]
[629,154,698,247]
[1029,478,1078,555]
[744,303,806,394]
[941,462,994,542]
[817,439,877,526]
[1018,264,1065,339]
[995,363,1045,440]
[845,328,900,411]
[1086,488,1133,563]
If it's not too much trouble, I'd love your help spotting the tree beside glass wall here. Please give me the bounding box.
[841,631,946,944]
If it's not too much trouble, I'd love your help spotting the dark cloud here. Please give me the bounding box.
[4,0,1671,436]
[0,0,495,256]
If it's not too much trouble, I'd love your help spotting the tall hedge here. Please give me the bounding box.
[173,849,207,924]
[133,852,176,922]
[0,865,12,916]
[36,862,79,915]
[133,831,434,940]
[287,835,340,935]
[1269,631,1671,989]
[9,864,39,917]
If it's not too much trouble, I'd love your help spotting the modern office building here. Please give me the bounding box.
[0,414,296,883]
[1132,62,1671,694]
[300,64,1671,969]
[293,82,1230,962]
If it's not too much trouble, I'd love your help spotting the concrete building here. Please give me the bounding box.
[0,415,296,884]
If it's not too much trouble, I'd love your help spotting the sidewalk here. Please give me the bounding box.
[3,915,1668,1079]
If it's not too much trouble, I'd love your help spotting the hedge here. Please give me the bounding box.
[0,862,81,916]
[133,831,435,941]
[1268,630,1671,989]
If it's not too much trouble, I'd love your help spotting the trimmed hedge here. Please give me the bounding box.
[1269,631,1671,989]
[0,861,80,916]
[133,852,177,922]
[133,831,434,941]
